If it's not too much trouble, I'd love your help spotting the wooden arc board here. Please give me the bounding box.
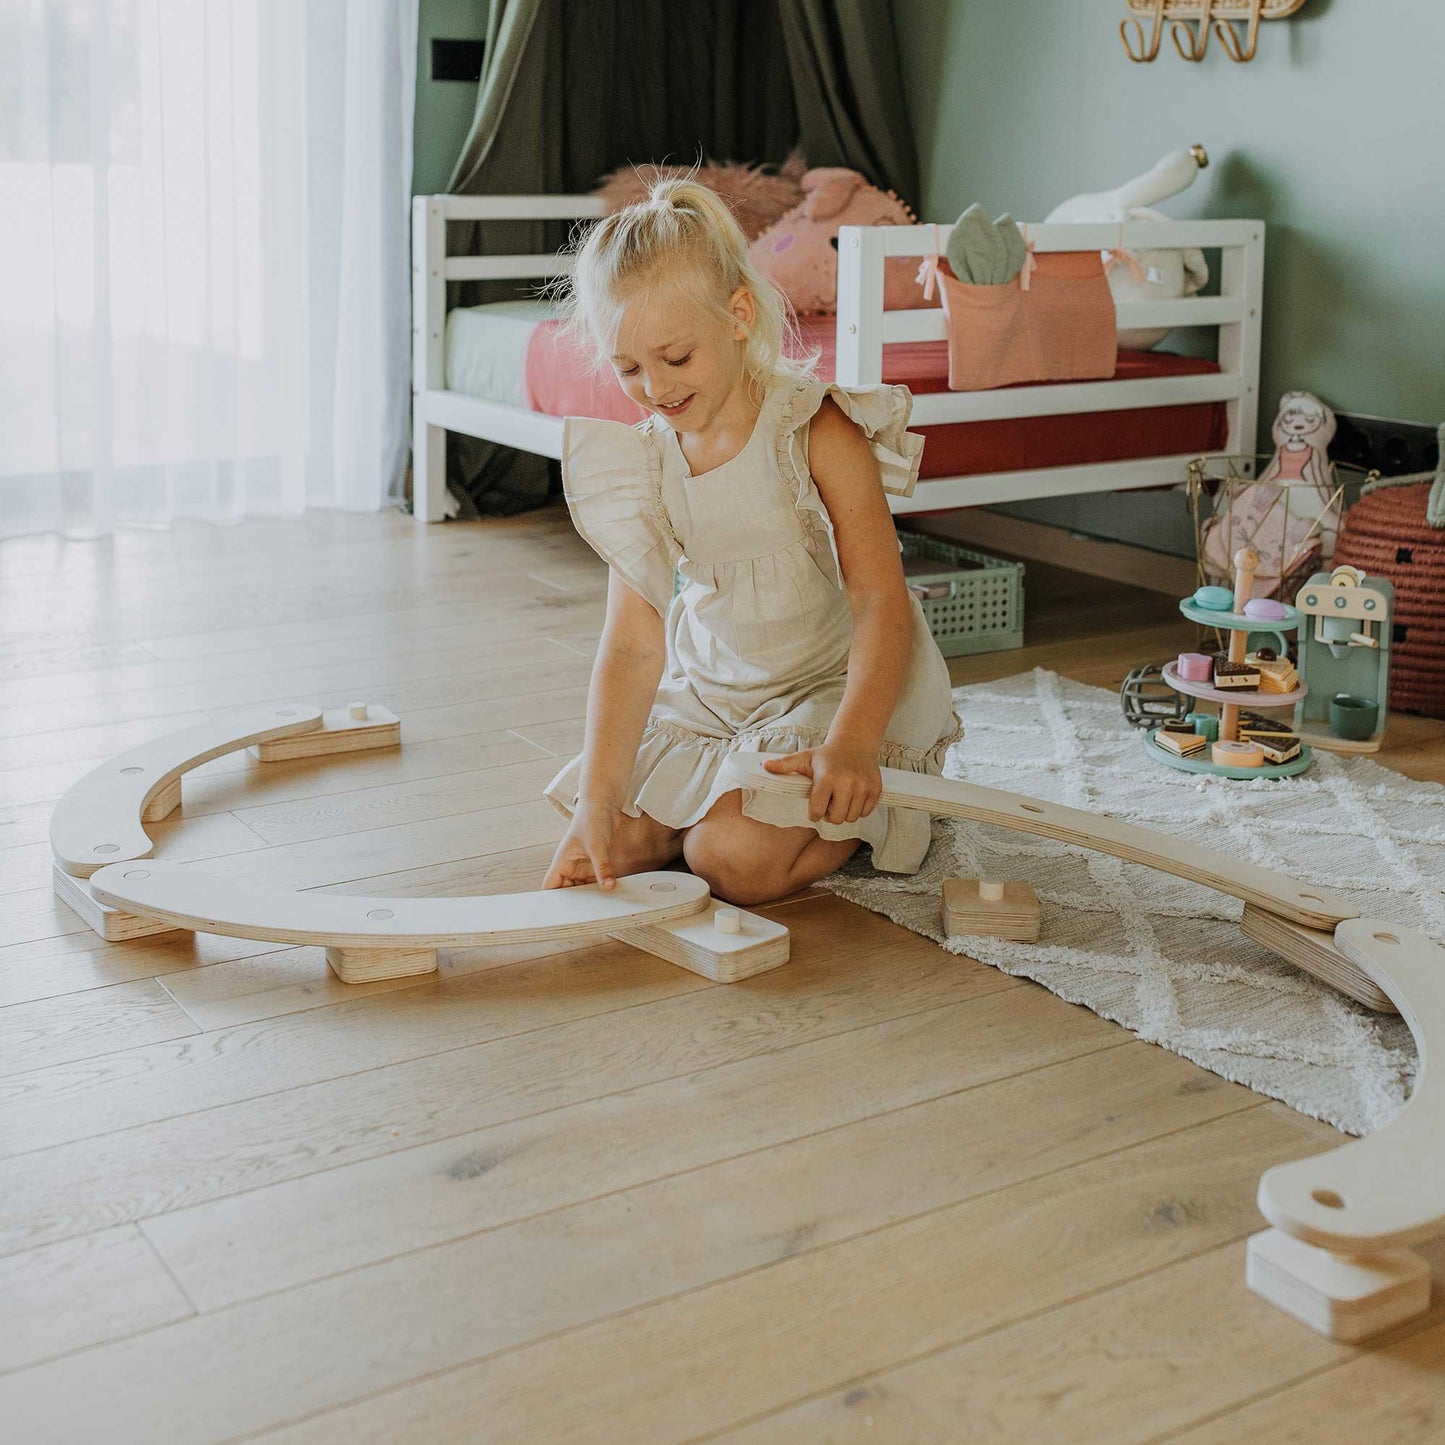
[89,863,711,950]
[729,758,1355,930]
[1257,919,1445,1252]
[50,703,325,878]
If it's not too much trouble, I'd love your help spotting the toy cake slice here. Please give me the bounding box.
[1153,727,1209,757]
[1258,733,1303,764]
[1211,653,1262,690]
[1238,712,1297,740]
[1246,650,1300,694]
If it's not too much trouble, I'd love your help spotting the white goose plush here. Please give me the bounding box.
[1045,145,1211,349]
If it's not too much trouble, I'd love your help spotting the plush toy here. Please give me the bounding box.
[749,166,933,316]
[945,204,1026,286]
[1200,392,1341,597]
[1045,146,1210,349]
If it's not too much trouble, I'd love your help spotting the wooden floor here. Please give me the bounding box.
[2,504,1443,1444]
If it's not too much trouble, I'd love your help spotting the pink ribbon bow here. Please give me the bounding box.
[1018,224,1037,292]
[915,223,944,300]
[1103,223,1147,284]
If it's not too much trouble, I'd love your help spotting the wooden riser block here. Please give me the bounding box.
[1246,1228,1432,1342]
[250,704,401,762]
[1241,903,1394,1013]
[52,863,188,944]
[139,775,182,824]
[614,901,790,983]
[325,946,439,985]
[942,879,1041,943]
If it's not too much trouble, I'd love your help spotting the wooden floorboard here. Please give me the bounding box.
[0,503,1441,1443]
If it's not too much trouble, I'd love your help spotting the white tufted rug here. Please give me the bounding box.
[820,669,1445,1137]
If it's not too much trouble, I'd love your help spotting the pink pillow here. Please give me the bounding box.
[749,167,936,316]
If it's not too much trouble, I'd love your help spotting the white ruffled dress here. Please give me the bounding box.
[543,376,962,873]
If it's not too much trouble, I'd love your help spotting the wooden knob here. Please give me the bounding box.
[1233,547,1259,574]
[979,880,1006,902]
[348,702,369,721]
[715,907,742,935]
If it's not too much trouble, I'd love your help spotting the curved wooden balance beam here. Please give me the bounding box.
[733,759,1354,929]
[1247,920,1445,1340]
[51,703,788,983]
[49,702,399,941]
[741,758,1440,1339]
[738,758,1382,1004]
[89,864,732,982]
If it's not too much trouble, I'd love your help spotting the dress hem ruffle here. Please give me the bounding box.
[543,712,963,875]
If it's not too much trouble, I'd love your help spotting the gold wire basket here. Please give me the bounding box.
[1185,453,1377,600]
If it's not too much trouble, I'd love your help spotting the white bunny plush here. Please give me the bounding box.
[1045,146,1210,349]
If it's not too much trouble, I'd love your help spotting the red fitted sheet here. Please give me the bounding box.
[523,315,1226,479]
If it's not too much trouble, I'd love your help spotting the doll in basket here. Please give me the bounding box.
[1200,392,1340,598]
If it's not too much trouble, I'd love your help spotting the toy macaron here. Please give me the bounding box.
[1243,597,1289,621]
[1193,585,1234,612]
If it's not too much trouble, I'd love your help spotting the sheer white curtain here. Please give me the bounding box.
[0,0,417,540]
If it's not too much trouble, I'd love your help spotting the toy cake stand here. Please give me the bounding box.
[1148,546,1314,781]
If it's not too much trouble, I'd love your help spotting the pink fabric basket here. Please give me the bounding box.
[936,250,1117,392]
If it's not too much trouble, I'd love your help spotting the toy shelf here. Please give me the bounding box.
[1145,549,1314,781]
[1160,662,1308,709]
[1178,599,1304,633]
[1144,732,1314,780]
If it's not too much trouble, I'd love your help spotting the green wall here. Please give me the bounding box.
[894,0,1444,548]
[895,0,1444,427]
[412,0,488,196]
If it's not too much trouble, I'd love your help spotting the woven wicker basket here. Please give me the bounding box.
[1333,482,1445,718]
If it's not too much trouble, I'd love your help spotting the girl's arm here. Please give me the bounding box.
[544,570,665,888]
[578,569,666,805]
[762,396,915,825]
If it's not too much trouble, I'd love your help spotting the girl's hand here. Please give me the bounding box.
[544,801,621,890]
[762,741,882,825]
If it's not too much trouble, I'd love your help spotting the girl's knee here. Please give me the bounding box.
[683,822,791,906]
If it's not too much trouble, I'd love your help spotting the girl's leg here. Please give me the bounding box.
[608,809,686,876]
[681,790,860,907]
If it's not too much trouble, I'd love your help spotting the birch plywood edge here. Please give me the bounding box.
[50,703,325,878]
[729,758,1355,929]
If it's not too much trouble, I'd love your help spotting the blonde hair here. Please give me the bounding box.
[546,169,819,393]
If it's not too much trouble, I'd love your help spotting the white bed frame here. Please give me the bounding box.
[411,194,1263,525]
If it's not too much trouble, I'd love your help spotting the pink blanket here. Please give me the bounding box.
[521,315,1226,481]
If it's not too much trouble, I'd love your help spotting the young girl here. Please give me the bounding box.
[541,177,960,906]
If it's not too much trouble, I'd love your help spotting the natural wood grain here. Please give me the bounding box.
[1163,1312,1445,1444]
[239,1111,1311,1445]
[0,1092,1300,1443]
[141,995,1148,1311]
[709,1237,1445,1445]
[0,976,198,1079]
[0,909,1016,1246]
[0,1226,194,1374]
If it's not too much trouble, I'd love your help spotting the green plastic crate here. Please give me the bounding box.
[897,531,1025,657]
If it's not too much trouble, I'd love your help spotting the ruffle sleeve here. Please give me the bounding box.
[773,380,925,582]
[561,416,680,616]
